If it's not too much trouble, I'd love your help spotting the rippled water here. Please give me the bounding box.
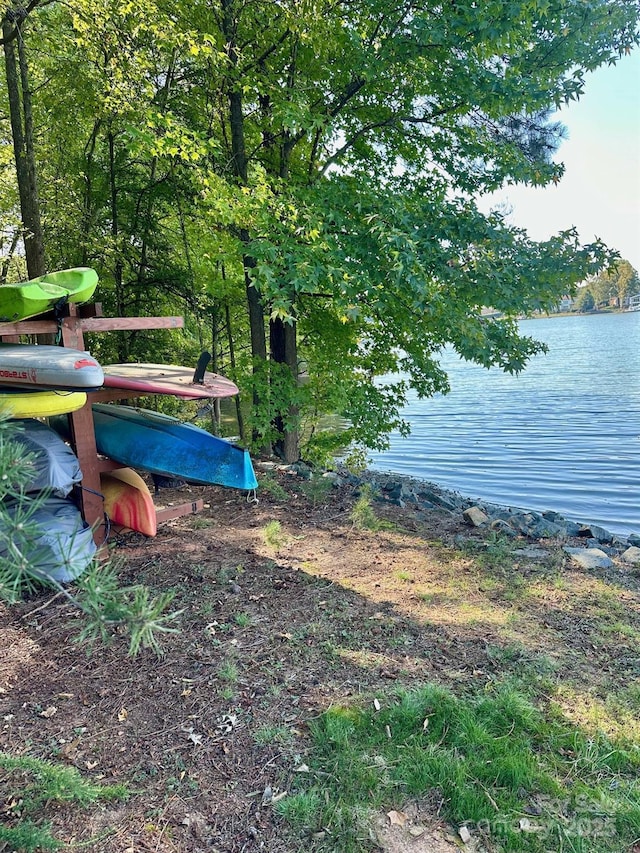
[370,312,640,535]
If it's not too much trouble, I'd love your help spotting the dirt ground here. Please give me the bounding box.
[1,469,639,852]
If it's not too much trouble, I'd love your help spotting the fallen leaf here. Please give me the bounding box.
[61,738,80,758]
[187,732,203,746]
[39,706,57,719]
[117,708,128,722]
[387,810,407,827]
[422,717,429,730]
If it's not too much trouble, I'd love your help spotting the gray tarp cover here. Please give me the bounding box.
[11,418,82,497]
[0,496,96,583]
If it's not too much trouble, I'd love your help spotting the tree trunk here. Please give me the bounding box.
[210,302,221,434]
[269,316,300,463]
[225,301,245,442]
[108,130,126,360]
[3,15,45,278]
[221,0,270,447]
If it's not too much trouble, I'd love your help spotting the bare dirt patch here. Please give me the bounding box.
[1,470,639,851]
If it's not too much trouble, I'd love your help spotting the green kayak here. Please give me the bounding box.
[0,267,98,322]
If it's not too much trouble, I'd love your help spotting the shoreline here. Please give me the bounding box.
[335,465,640,555]
[366,463,637,538]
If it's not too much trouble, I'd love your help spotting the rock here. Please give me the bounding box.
[292,462,313,479]
[578,524,614,544]
[621,546,640,566]
[628,534,640,547]
[463,506,489,527]
[563,547,613,570]
[458,825,472,844]
[513,546,548,559]
[489,518,518,537]
[587,542,618,556]
[526,518,567,540]
[542,510,566,523]
[509,512,566,539]
[417,486,461,510]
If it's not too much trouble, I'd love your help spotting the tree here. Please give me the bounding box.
[590,259,640,308]
[573,286,595,313]
[178,0,637,458]
[1,1,46,278]
[1,0,638,461]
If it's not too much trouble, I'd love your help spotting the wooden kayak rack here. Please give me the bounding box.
[0,303,205,544]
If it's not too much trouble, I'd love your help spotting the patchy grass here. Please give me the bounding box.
[299,476,334,507]
[2,471,639,852]
[278,683,640,852]
[0,753,127,851]
[263,519,289,549]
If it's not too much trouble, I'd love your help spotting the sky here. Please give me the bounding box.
[481,48,640,272]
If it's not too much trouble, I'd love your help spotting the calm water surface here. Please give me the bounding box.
[370,312,640,535]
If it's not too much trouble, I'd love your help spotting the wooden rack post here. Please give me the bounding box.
[0,304,204,542]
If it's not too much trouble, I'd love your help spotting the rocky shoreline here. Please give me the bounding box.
[346,467,640,570]
[257,459,640,570]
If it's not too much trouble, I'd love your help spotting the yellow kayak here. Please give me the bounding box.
[0,389,87,418]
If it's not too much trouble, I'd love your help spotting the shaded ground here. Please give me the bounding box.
[1,469,639,852]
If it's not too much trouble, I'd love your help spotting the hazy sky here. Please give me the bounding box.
[481,49,640,272]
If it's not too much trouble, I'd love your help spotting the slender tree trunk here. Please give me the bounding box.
[221,0,269,447]
[225,301,245,442]
[269,316,299,462]
[108,130,126,360]
[81,120,102,264]
[0,229,20,283]
[210,302,221,434]
[3,15,45,278]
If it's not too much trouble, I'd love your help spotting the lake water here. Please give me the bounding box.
[369,312,640,535]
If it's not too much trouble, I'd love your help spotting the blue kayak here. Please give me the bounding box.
[94,404,258,490]
[54,404,258,491]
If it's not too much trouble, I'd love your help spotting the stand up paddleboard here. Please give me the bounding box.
[0,267,98,323]
[102,353,238,399]
[0,343,104,390]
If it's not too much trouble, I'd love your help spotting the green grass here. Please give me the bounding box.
[276,683,640,852]
[350,485,380,531]
[263,520,288,549]
[299,476,334,507]
[253,724,295,746]
[0,752,127,851]
[218,659,238,683]
[258,474,289,501]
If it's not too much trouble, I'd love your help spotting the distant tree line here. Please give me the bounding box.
[571,260,640,312]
